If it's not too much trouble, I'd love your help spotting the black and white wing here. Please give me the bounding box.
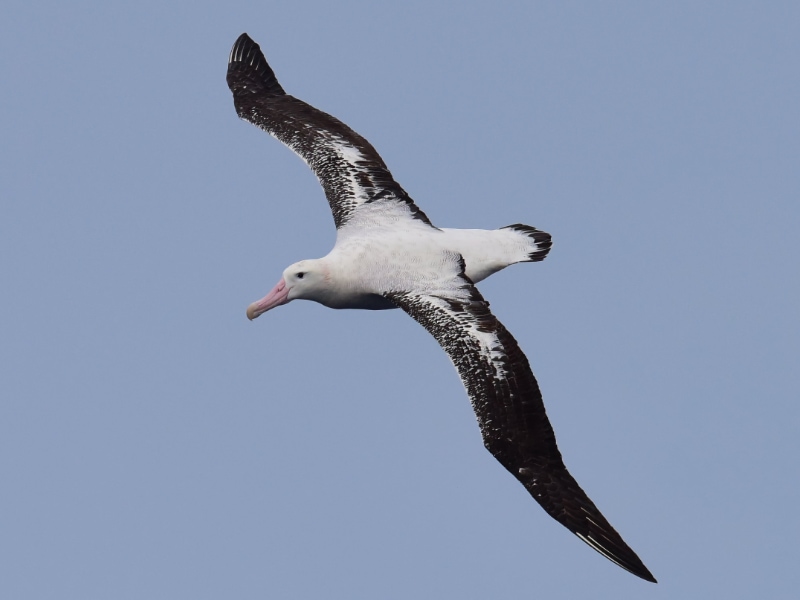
[385,269,657,583]
[226,33,433,230]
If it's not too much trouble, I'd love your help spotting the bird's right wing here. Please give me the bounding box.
[384,271,656,583]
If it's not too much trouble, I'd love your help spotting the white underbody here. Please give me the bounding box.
[310,218,540,310]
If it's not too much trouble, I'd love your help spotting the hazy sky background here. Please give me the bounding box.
[2,1,798,598]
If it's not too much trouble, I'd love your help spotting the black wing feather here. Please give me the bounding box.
[226,33,433,229]
[387,283,657,583]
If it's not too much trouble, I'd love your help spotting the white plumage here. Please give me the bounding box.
[227,32,655,583]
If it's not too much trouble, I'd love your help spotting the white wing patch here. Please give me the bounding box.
[332,139,373,204]
[230,37,434,230]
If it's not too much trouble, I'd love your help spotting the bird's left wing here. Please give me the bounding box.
[384,270,656,583]
[226,33,433,230]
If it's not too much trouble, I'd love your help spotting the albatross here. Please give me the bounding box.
[227,33,656,583]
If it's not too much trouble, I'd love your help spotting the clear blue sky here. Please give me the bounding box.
[2,1,798,598]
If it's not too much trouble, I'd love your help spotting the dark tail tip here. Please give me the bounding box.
[226,33,285,96]
[501,223,553,262]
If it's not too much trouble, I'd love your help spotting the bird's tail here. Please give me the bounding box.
[499,223,553,262]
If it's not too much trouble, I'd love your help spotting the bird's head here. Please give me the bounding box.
[246,259,329,320]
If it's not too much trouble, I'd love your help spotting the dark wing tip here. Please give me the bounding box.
[226,33,285,96]
[575,529,657,583]
[639,567,658,584]
[555,480,657,582]
[530,466,657,583]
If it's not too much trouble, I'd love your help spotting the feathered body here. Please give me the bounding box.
[227,33,655,583]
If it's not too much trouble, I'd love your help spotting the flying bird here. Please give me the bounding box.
[226,33,655,583]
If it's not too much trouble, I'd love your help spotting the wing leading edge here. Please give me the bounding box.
[385,277,656,583]
[226,33,433,229]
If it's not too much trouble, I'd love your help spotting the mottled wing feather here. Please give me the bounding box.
[385,278,656,583]
[226,33,433,230]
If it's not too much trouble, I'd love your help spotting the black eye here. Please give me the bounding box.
[296,272,305,279]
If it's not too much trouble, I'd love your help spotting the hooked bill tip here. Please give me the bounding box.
[245,278,288,321]
[246,302,259,321]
